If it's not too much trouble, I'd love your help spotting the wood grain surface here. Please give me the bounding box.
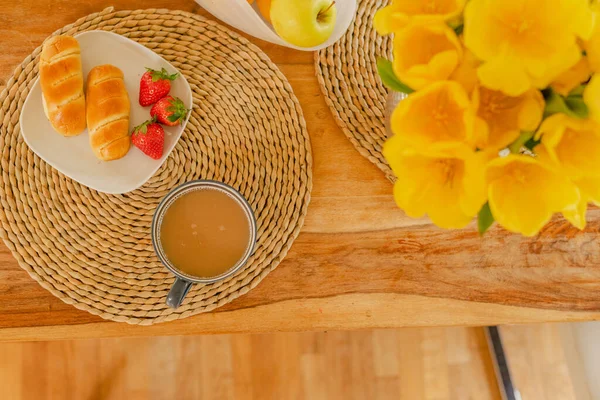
[1,0,600,340]
[501,324,582,400]
[0,327,501,400]
[1,325,582,400]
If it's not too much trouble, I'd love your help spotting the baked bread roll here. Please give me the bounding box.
[40,35,86,136]
[86,65,131,161]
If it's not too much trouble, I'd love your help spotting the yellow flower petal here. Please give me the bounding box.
[384,134,412,178]
[475,52,532,97]
[392,22,462,90]
[383,141,488,229]
[530,45,582,90]
[486,155,580,236]
[583,11,600,72]
[567,0,596,40]
[473,86,544,150]
[584,74,600,122]
[390,81,481,148]
[374,5,410,35]
[551,57,592,96]
[562,194,588,230]
[461,150,495,215]
[450,46,481,94]
[535,144,595,231]
[537,114,600,180]
[374,0,466,35]
[464,0,594,95]
[575,175,600,204]
[517,95,546,132]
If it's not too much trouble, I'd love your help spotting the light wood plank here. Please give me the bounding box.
[301,353,327,400]
[349,330,377,400]
[501,324,579,400]
[231,334,254,400]
[396,329,426,399]
[0,342,22,400]
[0,327,502,400]
[201,335,235,400]
[422,328,450,400]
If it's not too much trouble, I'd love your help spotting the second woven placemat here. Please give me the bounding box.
[315,0,393,180]
[0,8,312,325]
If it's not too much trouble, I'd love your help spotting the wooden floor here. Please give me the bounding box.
[502,324,582,400]
[0,325,580,400]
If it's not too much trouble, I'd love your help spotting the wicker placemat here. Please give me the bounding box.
[315,0,393,180]
[0,8,312,325]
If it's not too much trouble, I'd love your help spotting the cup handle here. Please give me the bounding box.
[166,278,193,309]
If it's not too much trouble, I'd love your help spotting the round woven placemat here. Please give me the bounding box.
[315,0,393,180]
[0,7,312,325]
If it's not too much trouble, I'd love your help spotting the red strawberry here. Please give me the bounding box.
[150,96,189,126]
[139,67,178,106]
[131,118,165,160]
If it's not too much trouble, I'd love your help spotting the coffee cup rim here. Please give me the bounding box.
[151,180,257,284]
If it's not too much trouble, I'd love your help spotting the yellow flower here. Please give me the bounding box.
[561,194,590,230]
[562,175,600,229]
[584,74,600,122]
[551,57,592,96]
[473,86,545,150]
[535,114,600,228]
[374,0,465,35]
[383,140,488,228]
[584,13,600,72]
[390,81,482,148]
[392,22,462,90]
[464,0,595,96]
[537,114,600,180]
[535,146,597,229]
[450,46,481,94]
[486,155,580,236]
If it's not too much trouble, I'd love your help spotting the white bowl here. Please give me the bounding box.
[20,30,193,194]
[196,0,357,51]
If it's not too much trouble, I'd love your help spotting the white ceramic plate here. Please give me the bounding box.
[20,30,192,194]
[195,0,357,51]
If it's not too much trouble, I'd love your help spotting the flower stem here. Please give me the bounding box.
[508,131,534,154]
[543,88,589,119]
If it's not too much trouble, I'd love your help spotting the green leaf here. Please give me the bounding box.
[569,84,586,96]
[543,89,568,118]
[376,58,414,94]
[132,119,152,135]
[543,88,589,119]
[478,203,495,235]
[565,95,589,118]
[147,67,179,82]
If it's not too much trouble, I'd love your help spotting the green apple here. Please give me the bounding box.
[270,0,337,48]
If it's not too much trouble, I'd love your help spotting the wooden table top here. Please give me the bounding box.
[1,0,600,341]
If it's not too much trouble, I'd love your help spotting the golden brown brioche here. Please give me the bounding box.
[40,35,86,136]
[86,65,131,161]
